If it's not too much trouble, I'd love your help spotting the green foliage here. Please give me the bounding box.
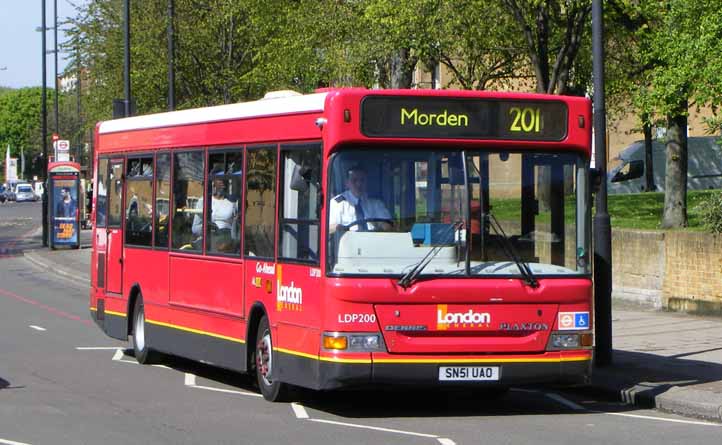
[697,191,722,234]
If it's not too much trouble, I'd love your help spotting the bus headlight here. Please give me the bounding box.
[547,332,593,350]
[322,332,386,352]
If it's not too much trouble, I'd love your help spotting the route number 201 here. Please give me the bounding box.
[509,107,541,133]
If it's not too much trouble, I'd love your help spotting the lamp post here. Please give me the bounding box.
[41,0,49,247]
[592,0,612,367]
[168,0,175,111]
[54,0,59,133]
[124,0,131,117]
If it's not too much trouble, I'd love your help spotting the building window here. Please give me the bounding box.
[125,156,154,246]
[204,149,243,255]
[278,143,321,263]
[154,153,171,249]
[172,151,204,251]
[244,146,276,258]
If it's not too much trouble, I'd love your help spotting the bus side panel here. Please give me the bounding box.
[272,263,323,388]
[169,255,244,317]
[123,248,169,307]
[149,305,247,372]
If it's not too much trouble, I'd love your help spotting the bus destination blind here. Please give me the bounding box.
[361,96,568,141]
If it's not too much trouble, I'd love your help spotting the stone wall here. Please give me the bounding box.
[662,232,722,315]
[612,229,722,315]
[612,230,666,309]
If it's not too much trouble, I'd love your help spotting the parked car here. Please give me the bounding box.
[15,183,38,202]
[608,136,722,193]
[0,184,7,203]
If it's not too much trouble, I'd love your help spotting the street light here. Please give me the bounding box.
[40,0,49,247]
[592,0,612,367]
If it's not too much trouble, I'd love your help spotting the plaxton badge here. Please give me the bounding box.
[499,322,549,331]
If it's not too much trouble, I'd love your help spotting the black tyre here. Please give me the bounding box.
[131,297,160,364]
[254,315,290,402]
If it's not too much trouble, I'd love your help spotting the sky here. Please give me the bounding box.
[0,0,87,89]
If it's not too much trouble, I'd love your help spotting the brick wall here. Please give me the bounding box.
[612,229,666,308]
[612,229,722,315]
[662,232,722,315]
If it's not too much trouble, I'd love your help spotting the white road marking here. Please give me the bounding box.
[112,348,125,361]
[184,372,261,398]
[607,412,722,427]
[545,392,585,411]
[308,418,439,438]
[0,438,33,445]
[437,438,456,445]
[75,346,126,350]
[546,391,722,427]
[291,403,309,419]
[28,325,46,331]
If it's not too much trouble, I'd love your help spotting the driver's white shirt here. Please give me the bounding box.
[329,190,391,231]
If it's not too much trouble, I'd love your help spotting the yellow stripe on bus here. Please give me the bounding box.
[145,319,245,344]
[372,356,591,364]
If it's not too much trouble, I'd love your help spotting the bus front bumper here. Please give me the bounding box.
[313,351,592,390]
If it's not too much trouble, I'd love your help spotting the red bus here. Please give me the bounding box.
[90,88,593,401]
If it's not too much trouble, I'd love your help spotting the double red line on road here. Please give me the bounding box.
[0,287,92,326]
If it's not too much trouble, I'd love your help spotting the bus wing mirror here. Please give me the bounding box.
[290,164,311,192]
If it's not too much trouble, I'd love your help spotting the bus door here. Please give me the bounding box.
[105,159,125,294]
[94,158,109,289]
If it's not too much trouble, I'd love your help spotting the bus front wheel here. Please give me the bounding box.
[254,315,290,402]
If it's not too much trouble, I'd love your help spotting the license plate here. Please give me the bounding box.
[439,366,500,381]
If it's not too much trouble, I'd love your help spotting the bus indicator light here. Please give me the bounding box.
[323,335,348,350]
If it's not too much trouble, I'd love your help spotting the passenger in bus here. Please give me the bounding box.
[192,178,239,251]
[329,165,392,232]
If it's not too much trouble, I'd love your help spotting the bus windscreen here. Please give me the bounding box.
[361,96,568,141]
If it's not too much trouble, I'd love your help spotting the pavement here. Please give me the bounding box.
[21,237,722,424]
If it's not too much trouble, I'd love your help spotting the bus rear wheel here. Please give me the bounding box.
[131,297,159,364]
[254,315,289,402]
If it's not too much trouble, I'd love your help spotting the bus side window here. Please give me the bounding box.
[154,153,171,248]
[96,158,109,228]
[125,156,154,247]
[244,146,277,258]
[172,151,205,252]
[206,149,243,255]
[278,143,321,263]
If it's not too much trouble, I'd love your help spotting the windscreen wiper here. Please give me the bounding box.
[486,213,539,288]
[397,221,463,289]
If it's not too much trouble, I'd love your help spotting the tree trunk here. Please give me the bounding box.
[642,115,655,192]
[389,48,415,89]
[661,105,688,228]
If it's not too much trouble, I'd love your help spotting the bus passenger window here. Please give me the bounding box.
[154,153,171,248]
[96,158,108,228]
[125,156,154,246]
[279,144,321,262]
[244,147,276,258]
[172,151,204,252]
[205,150,242,255]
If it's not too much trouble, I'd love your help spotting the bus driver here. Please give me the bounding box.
[329,165,392,233]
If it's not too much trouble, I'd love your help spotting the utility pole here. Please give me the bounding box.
[124,0,131,117]
[54,0,59,133]
[41,0,49,247]
[168,0,175,111]
[592,0,613,367]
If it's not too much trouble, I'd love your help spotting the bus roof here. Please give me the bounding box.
[98,92,329,135]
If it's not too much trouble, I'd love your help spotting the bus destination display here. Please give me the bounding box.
[361,96,568,141]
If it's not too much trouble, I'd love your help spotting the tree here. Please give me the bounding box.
[625,0,722,228]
